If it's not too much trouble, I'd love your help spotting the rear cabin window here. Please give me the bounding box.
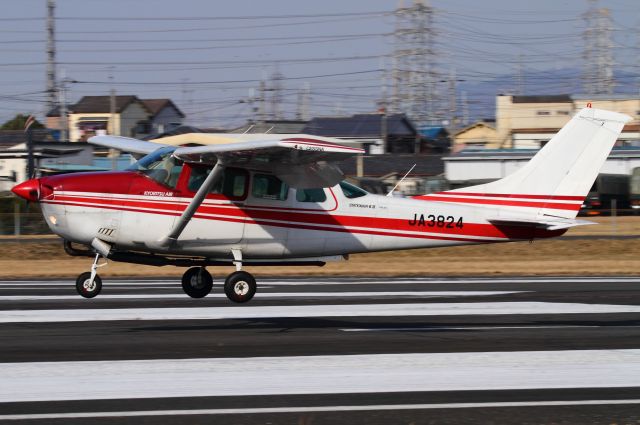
[339,181,367,199]
[188,166,247,198]
[252,174,288,201]
[296,188,327,203]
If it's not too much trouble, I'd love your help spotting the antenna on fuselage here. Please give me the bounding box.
[386,163,416,197]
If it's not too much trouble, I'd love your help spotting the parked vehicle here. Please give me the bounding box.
[630,167,640,213]
[579,174,630,216]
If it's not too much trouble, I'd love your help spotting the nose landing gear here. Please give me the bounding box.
[75,253,107,298]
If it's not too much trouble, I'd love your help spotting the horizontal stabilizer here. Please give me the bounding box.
[488,216,596,231]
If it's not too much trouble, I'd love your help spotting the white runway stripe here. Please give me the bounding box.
[1,400,639,420]
[1,350,639,402]
[0,302,639,323]
[0,291,524,301]
[1,277,640,286]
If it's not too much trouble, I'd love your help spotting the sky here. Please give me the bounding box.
[0,0,638,128]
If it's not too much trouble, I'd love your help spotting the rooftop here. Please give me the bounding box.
[511,94,573,104]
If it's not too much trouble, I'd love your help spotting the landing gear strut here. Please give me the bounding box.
[75,253,106,298]
[181,267,213,298]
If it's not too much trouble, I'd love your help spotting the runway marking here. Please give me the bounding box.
[1,277,640,286]
[1,350,639,402]
[0,291,524,301]
[0,302,639,323]
[340,325,611,332]
[1,399,639,420]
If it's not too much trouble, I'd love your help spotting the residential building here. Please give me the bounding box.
[452,120,499,152]
[47,95,184,142]
[496,94,640,149]
[303,113,425,154]
[140,99,185,135]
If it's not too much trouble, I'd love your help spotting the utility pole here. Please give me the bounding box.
[516,53,524,95]
[258,79,266,123]
[582,0,614,95]
[295,82,311,121]
[46,0,57,114]
[447,68,458,130]
[461,90,469,126]
[269,66,284,120]
[58,69,70,143]
[108,67,117,135]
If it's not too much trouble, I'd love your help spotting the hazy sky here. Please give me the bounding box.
[0,0,637,127]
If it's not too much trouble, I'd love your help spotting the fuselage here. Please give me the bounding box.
[30,160,567,261]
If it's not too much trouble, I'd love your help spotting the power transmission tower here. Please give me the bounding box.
[46,0,57,113]
[582,0,614,95]
[390,0,439,126]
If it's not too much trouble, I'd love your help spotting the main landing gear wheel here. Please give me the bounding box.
[182,267,213,298]
[76,272,102,298]
[224,271,257,303]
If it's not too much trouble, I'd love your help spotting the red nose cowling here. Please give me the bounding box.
[11,178,41,202]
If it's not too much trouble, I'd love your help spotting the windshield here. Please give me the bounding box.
[339,181,368,199]
[127,147,183,188]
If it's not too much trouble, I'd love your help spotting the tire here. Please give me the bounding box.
[181,267,213,298]
[224,271,257,303]
[76,272,102,299]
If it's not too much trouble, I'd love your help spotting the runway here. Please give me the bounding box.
[1,276,640,424]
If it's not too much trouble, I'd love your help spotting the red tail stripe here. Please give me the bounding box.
[433,192,584,201]
[414,195,581,211]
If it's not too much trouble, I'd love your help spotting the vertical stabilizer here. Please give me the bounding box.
[443,108,631,218]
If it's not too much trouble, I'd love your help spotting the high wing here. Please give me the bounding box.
[88,135,170,157]
[173,137,364,189]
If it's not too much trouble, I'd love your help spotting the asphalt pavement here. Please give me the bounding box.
[0,275,639,424]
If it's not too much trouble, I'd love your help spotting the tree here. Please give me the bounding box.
[0,114,45,131]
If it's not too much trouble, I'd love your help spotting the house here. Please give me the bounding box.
[140,99,185,135]
[47,95,184,142]
[66,95,149,142]
[303,113,422,154]
[418,126,450,153]
[496,94,640,149]
[452,121,499,152]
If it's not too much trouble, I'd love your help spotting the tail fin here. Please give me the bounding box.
[443,108,631,219]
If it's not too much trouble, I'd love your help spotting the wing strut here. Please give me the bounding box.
[159,162,226,247]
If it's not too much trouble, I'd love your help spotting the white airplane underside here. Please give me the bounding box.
[12,107,631,302]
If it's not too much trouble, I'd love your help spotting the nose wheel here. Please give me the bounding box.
[76,272,102,298]
[224,271,257,303]
[75,253,107,299]
[181,267,213,298]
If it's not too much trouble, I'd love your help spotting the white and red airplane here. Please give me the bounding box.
[11,107,630,303]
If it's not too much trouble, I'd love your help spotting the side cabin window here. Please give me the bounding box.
[296,188,327,203]
[187,166,248,199]
[252,174,288,201]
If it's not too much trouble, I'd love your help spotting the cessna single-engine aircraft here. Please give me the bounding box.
[12,107,630,303]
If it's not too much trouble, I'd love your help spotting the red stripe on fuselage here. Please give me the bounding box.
[47,194,564,241]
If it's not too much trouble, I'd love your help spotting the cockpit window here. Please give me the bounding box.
[127,147,183,189]
[339,181,367,199]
